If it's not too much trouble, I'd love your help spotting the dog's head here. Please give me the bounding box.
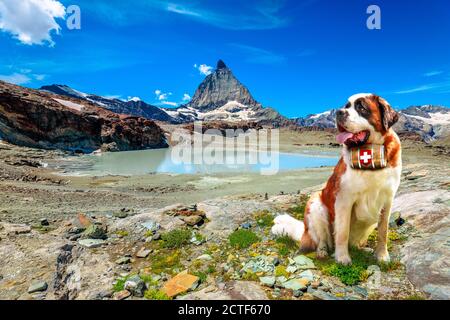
[335,93,399,148]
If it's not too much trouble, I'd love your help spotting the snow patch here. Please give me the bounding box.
[53,98,84,112]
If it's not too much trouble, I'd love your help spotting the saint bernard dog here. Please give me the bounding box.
[272,93,401,265]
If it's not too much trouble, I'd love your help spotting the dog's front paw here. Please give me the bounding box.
[316,247,329,259]
[376,250,390,264]
[335,254,352,265]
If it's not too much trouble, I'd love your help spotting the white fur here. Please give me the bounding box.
[271,214,304,242]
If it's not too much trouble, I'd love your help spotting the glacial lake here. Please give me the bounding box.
[58,148,339,176]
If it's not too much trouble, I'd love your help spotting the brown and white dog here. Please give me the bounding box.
[272,93,401,265]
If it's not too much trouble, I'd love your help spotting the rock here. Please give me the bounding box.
[112,211,128,219]
[141,220,160,234]
[196,254,213,261]
[0,82,168,152]
[40,218,49,226]
[405,170,428,180]
[286,265,298,273]
[113,290,131,300]
[241,255,275,274]
[162,272,200,298]
[389,211,401,228]
[282,278,309,291]
[83,224,107,240]
[276,276,287,287]
[178,281,268,300]
[293,289,303,297]
[124,275,146,297]
[310,289,340,300]
[367,265,381,276]
[293,255,316,269]
[7,224,31,235]
[181,215,203,226]
[28,280,48,294]
[77,238,105,248]
[115,257,131,265]
[311,281,321,289]
[259,276,276,288]
[241,222,252,229]
[136,247,152,258]
[298,270,314,282]
[190,234,205,245]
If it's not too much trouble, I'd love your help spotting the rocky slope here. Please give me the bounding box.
[40,85,178,123]
[294,105,449,142]
[0,81,168,152]
[165,60,287,125]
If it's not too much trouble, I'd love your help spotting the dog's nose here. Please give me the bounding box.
[336,109,345,117]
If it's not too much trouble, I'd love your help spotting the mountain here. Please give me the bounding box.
[40,85,178,123]
[294,105,450,142]
[165,60,287,125]
[0,81,168,152]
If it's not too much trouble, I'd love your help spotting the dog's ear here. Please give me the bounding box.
[375,96,399,131]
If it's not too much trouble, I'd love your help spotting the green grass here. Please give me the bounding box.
[144,289,171,300]
[160,229,192,248]
[404,294,426,300]
[254,210,275,228]
[192,271,207,283]
[150,250,182,274]
[275,235,298,256]
[315,248,376,285]
[112,275,132,292]
[229,229,260,249]
[115,230,129,237]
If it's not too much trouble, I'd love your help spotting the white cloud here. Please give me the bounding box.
[182,93,191,102]
[0,72,31,85]
[154,89,173,101]
[34,74,46,81]
[424,70,443,77]
[0,0,66,46]
[194,63,213,76]
[161,101,178,107]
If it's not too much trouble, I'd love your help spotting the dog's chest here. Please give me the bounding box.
[341,165,401,222]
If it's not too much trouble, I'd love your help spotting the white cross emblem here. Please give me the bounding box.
[360,151,372,164]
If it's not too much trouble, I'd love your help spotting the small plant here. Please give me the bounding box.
[315,248,376,285]
[229,229,260,249]
[254,210,274,228]
[275,265,289,277]
[287,194,309,220]
[275,235,298,256]
[206,265,216,274]
[193,271,207,283]
[115,230,129,237]
[112,275,130,292]
[241,270,259,281]
[405,294,426,300]
[151,250,181,274]
[144,289,171,300]
[160,229,191,248]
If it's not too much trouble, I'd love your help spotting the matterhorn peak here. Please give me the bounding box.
[216,59,227,70]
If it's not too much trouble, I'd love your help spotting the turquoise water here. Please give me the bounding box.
[62,148,339,176]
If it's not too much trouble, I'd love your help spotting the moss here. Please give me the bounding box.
[144,289,171,300]
[404,294,426,300]
[275,235,298,256]
[150,250,181,274]
[315,248,376,285]
[206,265,216,274]
[229,229,260,249]
[160,229,192,249]
[241,270,259,281]
[139,273,159,286]
[379,260,402,272]
[115,230,129,237]
[286,194,310,220]
[275,265,289,277]
[254,210,274,228]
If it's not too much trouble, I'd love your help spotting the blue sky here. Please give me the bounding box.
[0,0,449,117]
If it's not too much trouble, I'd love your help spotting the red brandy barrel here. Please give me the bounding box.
[349,144,387,170]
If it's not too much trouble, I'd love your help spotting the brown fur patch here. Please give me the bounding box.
[320,157,347,223]
[383,131,401,167]
[300,230,316,253]
[364,96,385,133]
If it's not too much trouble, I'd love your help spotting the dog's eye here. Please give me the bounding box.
[356,103,367,112]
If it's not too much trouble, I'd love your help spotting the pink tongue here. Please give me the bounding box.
[336,132,353,144]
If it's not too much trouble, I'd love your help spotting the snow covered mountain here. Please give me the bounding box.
[164,60,286,124]
[40,85,178,123]
[294,105,450,142]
